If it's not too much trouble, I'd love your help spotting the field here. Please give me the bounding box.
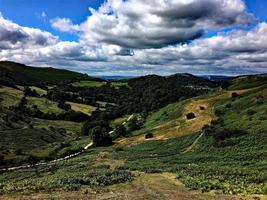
[29,86,47,96]
[72,81,106,88]
[67,101,96,115]
[0,86,24,108]
[26,97,63,114]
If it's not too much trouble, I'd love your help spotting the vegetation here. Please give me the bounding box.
[0,61,266,198]
[0,61,92,85]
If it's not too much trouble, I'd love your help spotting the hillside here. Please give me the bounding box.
[0,66,266,199]
[0,61,92,85]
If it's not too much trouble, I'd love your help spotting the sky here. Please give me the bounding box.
[0,0,267,76]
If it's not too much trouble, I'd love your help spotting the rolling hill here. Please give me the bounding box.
[0,61,92,85]
[0,61,266,199]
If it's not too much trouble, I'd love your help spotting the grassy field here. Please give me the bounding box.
[0,86,24,108]
[26,97,63,114]
[29,86,47,96]
[72,81,106,88]
[229,75,267,90]
[67,101,96,115]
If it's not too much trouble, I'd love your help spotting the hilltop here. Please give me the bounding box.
[0,61,92,85]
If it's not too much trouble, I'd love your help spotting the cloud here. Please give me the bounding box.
[51,18,79,32]
[0,15,58,50]
[68,0,252,49]
[1,1,267,76]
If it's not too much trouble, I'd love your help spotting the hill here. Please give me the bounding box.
[229,74,267,90]
[0,61,92,85]
[0,65,266,199]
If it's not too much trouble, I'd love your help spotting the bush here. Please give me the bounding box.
[199,106,205,110]
[247,109,257,116]
[213,128,248,147]
[186,112,196,120]
[58,101,71,111]
[0,155,4,166]
[24,86,38,97]
[231,92,238,99]
[114,125,127,137]
[128,117,142,131]
[91,126,113,147]
[145,132,154,139]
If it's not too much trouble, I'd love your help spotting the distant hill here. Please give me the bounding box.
[229,74,267,90]
[0,61,92,85]
[200,75,235,82]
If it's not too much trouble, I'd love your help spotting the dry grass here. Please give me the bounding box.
[116,89,252,147]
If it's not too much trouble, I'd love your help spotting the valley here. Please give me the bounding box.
[0,62,266,199]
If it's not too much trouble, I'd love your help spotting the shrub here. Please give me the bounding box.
[247,109,257,116]
[225,103,232,108]
[231,92,238,99]
[114,125,127,137]
[145,132,154,139]
[91,126,113,147]
[213,128,247,147]
[58,101,71,111]
[186,112,196,120]
[0,155,4,166]
[255,95,265,104]
[128,117,142,131]
[199,106,205,110]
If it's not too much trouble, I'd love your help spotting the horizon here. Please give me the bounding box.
[1,0,267,76]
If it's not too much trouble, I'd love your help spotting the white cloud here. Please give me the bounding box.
[1,1,267,75]
[72,0,253,49]
[51,18,79,32]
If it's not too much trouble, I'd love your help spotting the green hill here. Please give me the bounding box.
[0,68,266,199]
[0,61,92,85]
[229,74,267,90]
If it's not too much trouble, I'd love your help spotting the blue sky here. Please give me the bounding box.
[0,0,104,41]
[0,0,267,76]
[0,0,266,41]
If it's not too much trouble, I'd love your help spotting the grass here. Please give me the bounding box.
[67,102,96,115]
[110,115,130,129]
[0,61,91,84]
[116,91,225,146]
[26,97,63,114]
[72,81,105,88]
[29,86,47,96]
[112,86,267,195]
[31,118,82,134]
[229,75,267,90]
[0,148,133,195]
[0,86,23,108]
[111,82,129,89]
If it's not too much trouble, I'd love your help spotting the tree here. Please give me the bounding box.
[128,117,141,131]
[58,101,71,111]
[91,126,112,147]
[24,86,38,97]
[231,92,238,99]
[114,125,127,137]
[0,155,4,166]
